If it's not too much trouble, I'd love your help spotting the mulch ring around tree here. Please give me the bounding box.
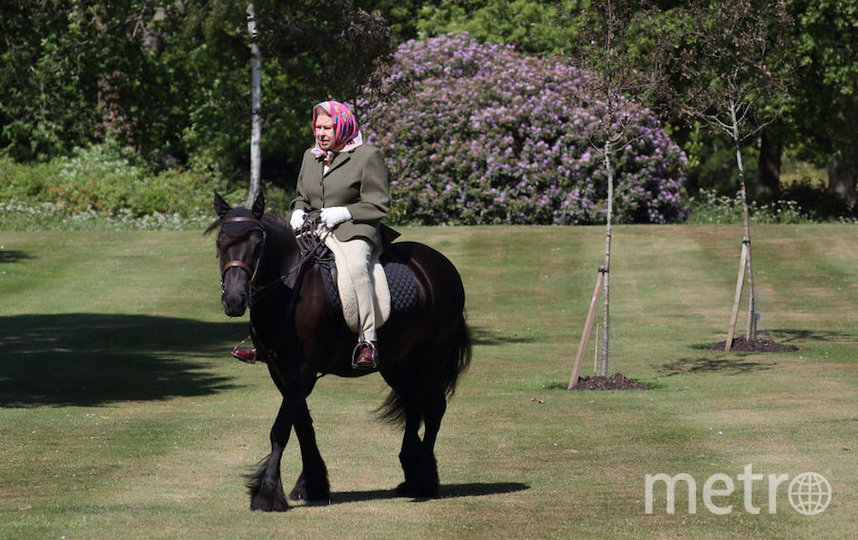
[569,373,651,391]
[707,337,799,353]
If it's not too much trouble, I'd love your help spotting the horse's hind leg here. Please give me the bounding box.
[418,392,447,495]
[396,391,446,498]
[396,405,427,497]
[246,398,291,511]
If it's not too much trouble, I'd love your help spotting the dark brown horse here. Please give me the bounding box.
[208,192,471,511]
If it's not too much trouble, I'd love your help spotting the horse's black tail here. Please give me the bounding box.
[376,313,472,426]
[442,312,472,397]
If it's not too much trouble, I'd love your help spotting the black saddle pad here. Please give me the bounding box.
[318,244,419,315]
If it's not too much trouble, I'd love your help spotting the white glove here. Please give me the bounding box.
[289,209,305,229]
[320,206,352,228]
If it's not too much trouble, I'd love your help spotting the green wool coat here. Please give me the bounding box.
[290,143,391,250]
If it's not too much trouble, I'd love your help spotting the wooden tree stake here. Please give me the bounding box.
[725,241,749,351]
[568,267,606,389]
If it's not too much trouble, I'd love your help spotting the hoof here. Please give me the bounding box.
[289,487,330,504]
[250,489,289,512]
[290,472,330,503]
[250,499,289,512]
[395,481,438,499]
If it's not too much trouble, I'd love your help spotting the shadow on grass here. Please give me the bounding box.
[767,328,856,344]
[327,482,530,505]
[0,249,34,264]
[0,313,248,408]
[692,328,856,352]
[658,356,777,377]
[470,326,537,346]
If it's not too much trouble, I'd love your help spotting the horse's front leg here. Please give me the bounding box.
[247,397,293,511]
[288,394,330,503]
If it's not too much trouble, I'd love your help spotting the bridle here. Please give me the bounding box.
[217,212,333,364]
[217,213,330,303]
[219,216,266,287]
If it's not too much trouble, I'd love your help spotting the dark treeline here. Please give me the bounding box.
[1,1,855,211]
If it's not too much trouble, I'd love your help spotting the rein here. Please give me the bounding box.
[218,213,333,365]
[218,213,333,304]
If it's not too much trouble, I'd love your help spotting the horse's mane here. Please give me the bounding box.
[262,212,289,230]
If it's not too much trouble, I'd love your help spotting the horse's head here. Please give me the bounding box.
[211,191,266,317]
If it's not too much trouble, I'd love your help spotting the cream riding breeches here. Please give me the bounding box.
[327,235,378,342]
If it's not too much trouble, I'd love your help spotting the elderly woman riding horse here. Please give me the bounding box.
[210,187,471,511]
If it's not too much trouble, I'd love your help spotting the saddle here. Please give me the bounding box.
[302,232,419,332]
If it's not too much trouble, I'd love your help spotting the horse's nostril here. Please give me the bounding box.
[221,288,248,316]
[223,302,247,317]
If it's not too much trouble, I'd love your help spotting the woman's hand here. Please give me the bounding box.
[290,209,306,229]
[320,206,352,228]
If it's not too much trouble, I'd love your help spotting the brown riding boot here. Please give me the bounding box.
[232,336,261,364]
[352,341,378,370]
[232,347,257,363]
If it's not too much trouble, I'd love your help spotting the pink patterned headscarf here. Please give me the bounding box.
[310,101,364,160]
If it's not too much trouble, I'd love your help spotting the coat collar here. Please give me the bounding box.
[320,148,354,176]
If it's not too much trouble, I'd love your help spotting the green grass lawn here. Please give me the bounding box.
[1,225,856,539]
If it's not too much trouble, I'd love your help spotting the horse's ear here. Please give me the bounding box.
[251,190,265,219]
[213,191,231,218]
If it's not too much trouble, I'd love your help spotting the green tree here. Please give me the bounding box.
[786,0,858,205]
[359,0,427,41]
[573,0,671,379]
[0,0,392,188]
[0,2,193,163]
[181,0,392,185]
[416,0,589,55]
[632,0,858,210]
[659,0,793,347]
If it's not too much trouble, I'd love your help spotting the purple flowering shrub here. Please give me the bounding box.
[361,33,687,225]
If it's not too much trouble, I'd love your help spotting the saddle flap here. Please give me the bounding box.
[317,241,419,330]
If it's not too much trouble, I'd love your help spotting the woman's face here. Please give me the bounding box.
[314,112,335,151]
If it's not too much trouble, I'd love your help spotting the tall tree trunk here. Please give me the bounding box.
[756,130,781,200]
[828,154,858,207]
[827,96,858,207]
[246,4,262,207]
[600,142,614,376]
